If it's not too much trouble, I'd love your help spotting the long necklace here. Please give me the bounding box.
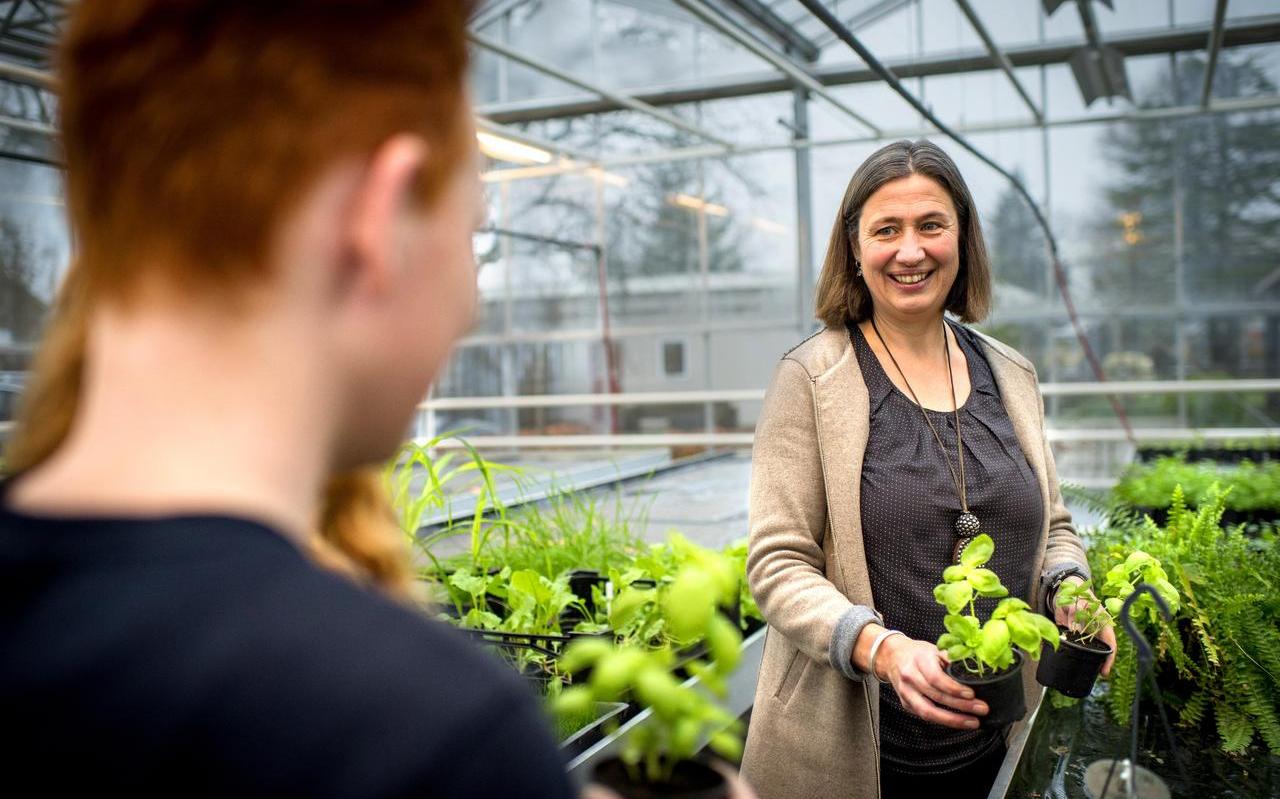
[869,317,980,563]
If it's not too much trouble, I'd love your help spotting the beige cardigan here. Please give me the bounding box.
[740,326,1089,799]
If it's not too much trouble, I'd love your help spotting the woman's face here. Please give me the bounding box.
[855,172,961,325]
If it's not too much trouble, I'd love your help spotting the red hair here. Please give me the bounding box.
[9,0,475,600]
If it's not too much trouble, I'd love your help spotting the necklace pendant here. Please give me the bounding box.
[955,511,980,538]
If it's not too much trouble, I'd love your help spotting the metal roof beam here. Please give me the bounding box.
[468,0,533,31]
[954,0,1043,124]
[804,0,914,50]
[479,13,1280,123]
[720,0,819,61]
[469,30,733,147]
[0,56,53,88]
[1201,0,1229,107]
[670,0,880,135]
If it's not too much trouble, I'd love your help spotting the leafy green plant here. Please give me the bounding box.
[721,538,763,629]
[1114,456,1280,514]
[1053,550,1178,646]
[1093,486,1280,754]
[934,534,1059,676]
[445,566,510,629]
[553,545,745,785]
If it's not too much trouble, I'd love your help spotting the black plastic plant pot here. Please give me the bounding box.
[568,569,608,609]
[1036,630,1113,699]
[947,652,1027,729]
[592,757,727,799]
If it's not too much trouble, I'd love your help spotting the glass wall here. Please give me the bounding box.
[1,0,1278,483]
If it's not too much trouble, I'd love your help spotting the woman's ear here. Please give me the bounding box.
[343,134,430,295]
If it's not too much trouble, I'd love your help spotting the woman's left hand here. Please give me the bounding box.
[1053,576,1117,676]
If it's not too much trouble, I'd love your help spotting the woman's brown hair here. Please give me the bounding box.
[814,139,991,328]
[7,0,476,601]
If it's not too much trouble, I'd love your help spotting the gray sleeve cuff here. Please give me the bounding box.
[829,604,884,681]
[1041,562,1091,615]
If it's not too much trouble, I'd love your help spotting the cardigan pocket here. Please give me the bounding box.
[773,648,809,706]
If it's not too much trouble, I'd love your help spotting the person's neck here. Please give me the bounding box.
[868,311,948,360]
[10,301,336,546]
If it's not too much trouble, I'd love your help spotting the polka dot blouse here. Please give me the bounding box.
[852,320,1043,774]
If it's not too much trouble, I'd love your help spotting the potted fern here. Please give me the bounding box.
[1036,550,1178,698]
[553,546,745,798]
[934,534,1061,727]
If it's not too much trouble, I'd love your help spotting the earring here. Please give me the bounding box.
[856,264,863,278]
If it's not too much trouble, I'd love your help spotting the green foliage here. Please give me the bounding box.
[721,538,764,629]
[1114,456,1280,514]
[554,549,745,785]
[1054,549,1177,645]
[934,534,1059,676]
[383,432,526,571]
[1092,486,1280,754]
[385,440,763,758]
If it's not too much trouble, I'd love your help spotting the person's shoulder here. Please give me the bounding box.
[778,325,852,379]
[233,556,526,703]
[962,324,1037,376]
[209,558,573,796]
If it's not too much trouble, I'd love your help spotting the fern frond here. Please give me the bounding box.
[1215,702,1255,754]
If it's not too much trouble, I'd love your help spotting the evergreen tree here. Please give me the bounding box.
[1094,55,1280,306]
[987,169,1047,298]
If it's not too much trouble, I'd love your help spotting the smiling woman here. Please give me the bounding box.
[740,140,1106,799]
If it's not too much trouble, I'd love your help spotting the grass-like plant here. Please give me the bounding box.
[934,534,1059,675]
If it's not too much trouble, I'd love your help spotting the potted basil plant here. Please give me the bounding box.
[1036,550,1178,698]
[934,534,1060,728]
[554,547,744,798]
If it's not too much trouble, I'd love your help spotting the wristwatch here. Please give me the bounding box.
[1044,565,1089,615]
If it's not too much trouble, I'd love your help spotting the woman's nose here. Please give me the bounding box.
[896,231,925,266]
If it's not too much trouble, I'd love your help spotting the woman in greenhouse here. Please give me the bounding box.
[0,2,573,797]
[741,139,1116,799]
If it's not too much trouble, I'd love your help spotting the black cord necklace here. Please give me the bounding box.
[869,317,980,563]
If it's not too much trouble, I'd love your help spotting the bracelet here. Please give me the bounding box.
[866,629,905,684]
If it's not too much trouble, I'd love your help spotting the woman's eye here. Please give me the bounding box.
[921,221,940,231]
[875,226,894,236]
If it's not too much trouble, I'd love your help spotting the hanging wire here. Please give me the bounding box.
[793,0,1135,443]
[1099,582,1189,797]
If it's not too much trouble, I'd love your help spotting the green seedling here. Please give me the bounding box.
[934,534,1060,676]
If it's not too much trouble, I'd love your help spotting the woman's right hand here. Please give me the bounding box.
[875,636,988,730]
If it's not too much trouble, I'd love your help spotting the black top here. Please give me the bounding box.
[0,501,574,798]
[852,321,1042,773]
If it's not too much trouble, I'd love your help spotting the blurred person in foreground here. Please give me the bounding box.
[0,2,575,796]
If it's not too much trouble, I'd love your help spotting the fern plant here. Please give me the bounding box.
[1092,485,1280,755]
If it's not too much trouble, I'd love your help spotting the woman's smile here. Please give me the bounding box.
[889,269,935,287]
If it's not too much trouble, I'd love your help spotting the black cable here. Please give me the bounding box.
[794,0,1134,442]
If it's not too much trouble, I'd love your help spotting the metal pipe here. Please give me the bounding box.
[954,0,1044,124]
[412,426,1280,451]
[721,0,820,61]
[0,57,55,90]
[416,379,1280,411]
[1201,0,1230,107]
[469,31,734,147]
[670,0,881,136]
[479,14,1280,123]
